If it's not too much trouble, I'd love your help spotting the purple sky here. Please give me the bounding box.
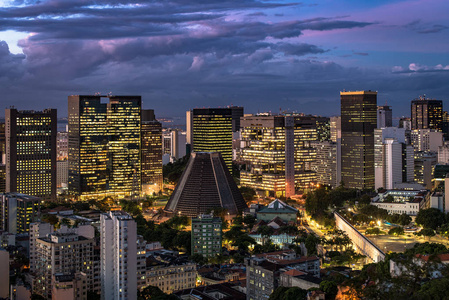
[0,0,448,119]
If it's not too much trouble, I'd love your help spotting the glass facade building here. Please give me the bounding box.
[411,98,443,131]
[68,95,141,200]
[5,109,57,200]
[341,91,377,189]
[192,108,233,172]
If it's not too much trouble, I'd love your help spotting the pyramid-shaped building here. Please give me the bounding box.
[164,152,247,217]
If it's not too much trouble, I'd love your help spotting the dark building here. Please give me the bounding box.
[68,95,141,200]
[377,105,392,128]
[192,108,233,171]
[341,91,377,189]
[141,109,163,195]
[1,193,40,234]
[0,122,5,161]
[230,106,244,132]
[5,108,57,200]
[191,214,222,257]
[411,97,443,131]
[164,152,247,217]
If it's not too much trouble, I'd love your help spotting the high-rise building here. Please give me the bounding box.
[0,193,40,234]
[341,91,377,189]
[52,272,88,300]
[191,108,233,171]
[141,110,163,195]
[165,152,247,217]
[414,152,437,189]
[0,164,5,193]
[57,131,68,161]
[311,141,340,187]
[330,116,341,143]
[100,211,138,300]
[230,106,244,132]
[377,105,392,128]
[29,222,54,272]
[411,97,443,131]
[191,214,222,258]
[33,232,95,298]
[0,122,5,163]
[374,128,414,190]
[5,108,57,200]
[0,248,9,299]
[68,95,141,200]
[410,129,444,152]
[438,142,449,164]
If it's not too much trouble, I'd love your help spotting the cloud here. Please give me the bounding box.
[404,19,449,34]
[392,63,449,73]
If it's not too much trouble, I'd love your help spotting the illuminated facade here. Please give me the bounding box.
[0,193,40,234]
[239,115,322,197]
[5,109,57,200]
[411,98,443,131]
[141,109,163,195]
[192,108,233,172]
[191,214,222,258]
[311,141,340,187]
[68,95,141,200]
[341,91,377,189]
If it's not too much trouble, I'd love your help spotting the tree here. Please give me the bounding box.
[305,234,320,256]
[384,195,394,203]
[243,214,256,228]
[388,227,404,236]
[415,208,446,230]
[41,214,58,225]
[365,228,382,235]
[269,287,307,300]
[398,214,412,226]
[320,280,338,298]
[414,228,436,239]
[415,277,449,299]
[405,242,447,255]
[256,225,274,245]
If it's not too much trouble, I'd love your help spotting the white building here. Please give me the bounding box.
[57,131,68,161]
[374,128,414,190]
[438,142,449,164]
[410,129,443,152]
[311,141,340,187]
[100,211,138,300]
[330,116,341,143]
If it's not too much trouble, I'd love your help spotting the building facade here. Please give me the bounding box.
[341,91,377,189]
[310,141,340,187]
[68,95,141,200]
[5,108,57,200]
[0,193,40,234]
[191,108,233,172]
[100,211,138,300]
[191,214,222,258]
[410,129,444,152]
[146,262,197,294]
[411,98,443,131]
[29,222,54,272]
[377,105,392,128]
[34,232,94,298]
[141,110,163,195]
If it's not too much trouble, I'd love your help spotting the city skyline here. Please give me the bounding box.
[0,0,448,118]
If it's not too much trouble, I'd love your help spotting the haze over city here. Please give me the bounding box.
[1,0,448,118]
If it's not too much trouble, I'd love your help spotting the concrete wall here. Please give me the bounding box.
[334,212,385,263]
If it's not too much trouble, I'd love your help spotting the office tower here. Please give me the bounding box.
[341,91,377,189]
[0,248,9,299]
[0,122,4,162]
[52,272,88,300]
[162,131,172,155]
[57,160,68,189]
[230,106,244,132]
[191,214,222,258]
[0,193,40,234]
[100,211,138,300]
[414,152,437,189]
[0,165,5,193]
[165,152,247,217]
[374,128,414,190]
[141,109,163,195]
[68,95,141,200]
[186,110,193,145]
[29,222,54,272]
[377,105,392,128]
[411,97,443,131]
[171,129,186,160]
[34,232,95,298]
[5,108,57,200]
[57,131,68,160]
[192,108,233,171]
[330,116,341,143]
[410,129,444,152]
[311,141,340,187]
[315,117,330,141]
[399,117,412,130]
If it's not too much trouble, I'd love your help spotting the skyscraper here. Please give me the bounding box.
[68,95,141,200]
[192,108,233,171]
[374,128,414,190]
[411,97,443,131]
[377,105,392,128]
[141,109,163,195]
[100,211,138,300]
[5,108,57,200]
[0,193,40,234]
[341,91,377,189]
